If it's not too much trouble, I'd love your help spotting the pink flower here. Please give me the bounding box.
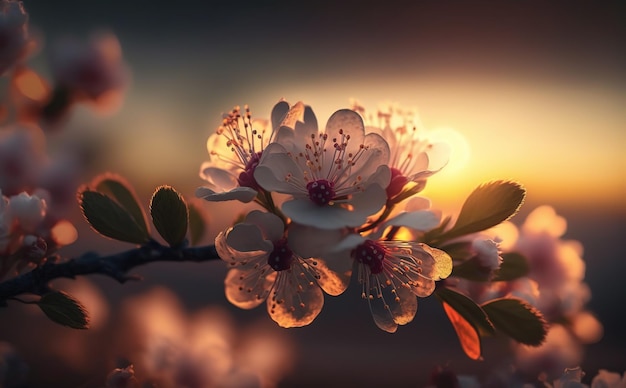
[0,126,46,196]
[216,210,334,328]
[326,233,452,332]
[7,191,45,233]
[516,206,585,289]
[50,32,129,111]
[197,102,297,203]
[352,101,450,200]
[591,370,626,388]
[254,107,391,229]
[471,238,502,271]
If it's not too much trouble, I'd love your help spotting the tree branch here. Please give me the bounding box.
[0,241,221,302]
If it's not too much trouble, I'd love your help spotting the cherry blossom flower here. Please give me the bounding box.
[116,287,294,387]
[105,365,138,388]
[0,190,45,252]
[7,191,45,233]
[591,370,626,388]
[307,207,452,333]
[330,233,452,332]
[516,205,585,290]
[352,101,450,200]
[197,101,312,204]
[0,125,46,196]
[471,238,502,271]
[49,32,129,112]
[254,107,391,229]
[216,210,335,328]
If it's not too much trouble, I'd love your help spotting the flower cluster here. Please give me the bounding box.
[112,287,294,388]
[451,205,602,378]
[429,365,626,388]
[0,0,129,128]
[198,101,453,332]
[0,190,47,277]
[0,0,127,281]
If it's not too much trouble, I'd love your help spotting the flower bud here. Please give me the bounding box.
[105,365,139,388]
[471,238,502,271]
[8,192,46,233]
[21,234,46,262]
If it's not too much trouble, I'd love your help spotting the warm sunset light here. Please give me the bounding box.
[13,67,49,102]
[1,2,624,387]
[51,219,79,246]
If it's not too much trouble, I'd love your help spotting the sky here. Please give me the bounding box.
[26,0,626,212]
[8,0,626,385]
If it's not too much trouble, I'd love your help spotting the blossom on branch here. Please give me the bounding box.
[49,32,129,113]
[299,205,451,332]
[254,106,391,229]
[197,103,290,203]
[216,210,340,328]
[352,101,450,200]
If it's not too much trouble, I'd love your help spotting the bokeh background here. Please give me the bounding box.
[2,0,625,386]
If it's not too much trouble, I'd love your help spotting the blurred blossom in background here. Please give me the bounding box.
[0,0,624,387]
[114,287,294,388]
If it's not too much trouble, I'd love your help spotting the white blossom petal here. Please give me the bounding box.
[362,164,391,190]
[421,245,453,280]
[280,202,351,230]
[282,183,387,229]
[389,284,418,325]
[267,263,324,328]
[287,223,346,258]
[244,210,285,243]
[195,186,257,203]
[325,109,365,143]
[254,144,306,194]
[403,196,431,211]
[385,210,441,232]
[331,234,366,252]
[367,293,399,333]
[346,183,388,217]
[425,142,451,172]
[313,257,352,296]
[227,223,273,252]
[199,165,239,190]
[225,267,276,309]
[270,100,291,131]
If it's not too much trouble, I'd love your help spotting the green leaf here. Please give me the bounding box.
[150,186,188,247]
[493,252,529,281]
[451,258,491,282]
[94,174,149,237]
[482,298,548,346]
[188,202,207,246]
[440,242,473,261]
[38,291,90,329]
[423,215,452,244]
[436,287,495,335]
[439,181,525,241]
[79,190,150,244]
[452,252,530,282]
